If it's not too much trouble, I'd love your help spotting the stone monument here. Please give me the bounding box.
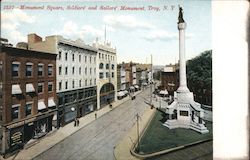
[163,7,209,134]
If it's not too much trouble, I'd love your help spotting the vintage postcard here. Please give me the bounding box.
[0,0,248,160]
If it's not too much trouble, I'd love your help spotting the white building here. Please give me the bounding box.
[28,34,98,126]
[93,40,117,109]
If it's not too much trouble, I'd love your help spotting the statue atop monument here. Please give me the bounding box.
[178,6,185,23]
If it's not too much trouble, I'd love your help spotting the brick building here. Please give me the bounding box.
[0,46,57,154]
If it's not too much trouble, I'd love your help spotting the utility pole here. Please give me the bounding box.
[136,113,141,153]
[150,54,153,105]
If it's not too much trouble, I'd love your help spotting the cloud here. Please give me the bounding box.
[143,30,194,41]
[1,9,36,45]
[103,15,155,30]
[57,21,104,43]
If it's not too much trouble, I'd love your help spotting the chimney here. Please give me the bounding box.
[28,33,42,44]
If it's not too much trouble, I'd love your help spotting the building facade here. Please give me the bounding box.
[93,41,117,109]
[27,34,98,126]
[0,46,57,154]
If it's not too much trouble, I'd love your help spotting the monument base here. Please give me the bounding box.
[164,91,209,134]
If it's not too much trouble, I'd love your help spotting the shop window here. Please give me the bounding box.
[26,62,33,77]
[48,64,53,76]
[38,63,44,76]
[25,103,32,116]
[38,83,44,94]
[12,62,20,77]
[11,104,19,120]
[48,82,53,92]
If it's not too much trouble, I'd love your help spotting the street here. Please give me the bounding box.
[34,88,151,160]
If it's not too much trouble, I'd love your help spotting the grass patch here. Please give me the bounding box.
[137,110,213,154]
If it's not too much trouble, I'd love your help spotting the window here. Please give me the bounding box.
[99,72,104,79]
[72,67,75,75]
[65,67,68,75]
[65,81,68,89]
[102,54,104,59]
[85,56,87,62]
[90,79,92,86]
[85,79,87,86]
[65,52,68,61]
[79,80,81,87]
[25,103,32,116]
[72,54,75,61]
[90,68,92,75]
[99,53,101,58]
[59,66,62,75]
[99,63,103,69]
[72,80,75,88]
[89,56,92,63]
[94,57,96,63]
[94,68,96,74]
[79,55,81,62]
[38,63,44,76]
[94,78,96,85]
[112,64,115,70]
[12,62,20,77]
[108,55,110,60]
[38,83,44,94]
[106,64,109,69]
[112,72,114,78]
[59,82,62,90]
[85,67,87,75]
[48,82,53,92]
[105,54,107,60]
[106,72,109,78]
[79,67,81,75]
[59,51,62,60]
[11,104,19,120]
[26,63,33,77]
[48,64,53,76]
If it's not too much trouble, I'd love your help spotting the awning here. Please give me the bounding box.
[48,99,56,107]
[159,90,168,95]
[52,114,57,120]
[12,84,22,95]
[123,90,129,95]
[26,83,35,93]
[129,86,135,90]
[38,101,46,110]
[134,85,139,89]
[142,82,147,86]
[117,91,125,97]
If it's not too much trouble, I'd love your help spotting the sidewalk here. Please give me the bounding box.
[4,91,142,160]
[113,107,156,160]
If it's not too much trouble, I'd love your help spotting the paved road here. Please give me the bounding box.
[34,89,151,160]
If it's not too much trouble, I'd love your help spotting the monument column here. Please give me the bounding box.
[177,7,189,93]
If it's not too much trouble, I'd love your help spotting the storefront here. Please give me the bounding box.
[100,83,115,108]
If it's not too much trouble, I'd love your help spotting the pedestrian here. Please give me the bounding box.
[95,113,97,119]
[77,118,79,126]
[74,118,76,127]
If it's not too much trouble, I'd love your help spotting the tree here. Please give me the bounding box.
[187,50,212,105]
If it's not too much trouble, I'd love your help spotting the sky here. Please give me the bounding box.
[1,0,211,65]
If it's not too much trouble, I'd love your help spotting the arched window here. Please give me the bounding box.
[99,63,104,69]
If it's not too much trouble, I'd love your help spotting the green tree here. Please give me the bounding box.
[187,50,212,105]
